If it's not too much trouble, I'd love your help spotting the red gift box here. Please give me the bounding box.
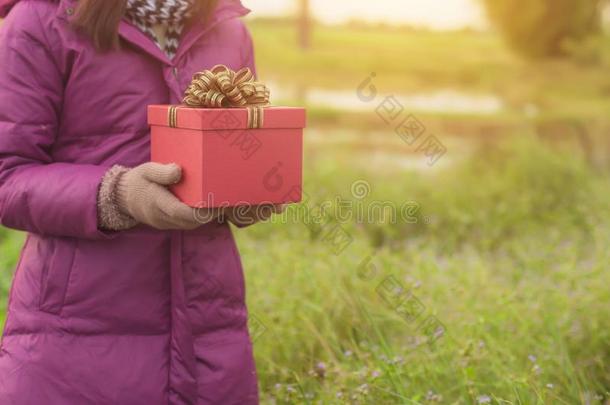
[148,105,306,207]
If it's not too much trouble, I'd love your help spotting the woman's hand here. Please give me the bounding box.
[116,163,219,230]
[224,204,285,228]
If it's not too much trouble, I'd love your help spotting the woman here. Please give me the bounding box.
[0,0,277,403]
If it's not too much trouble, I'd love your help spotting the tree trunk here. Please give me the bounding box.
[298,0,311,50]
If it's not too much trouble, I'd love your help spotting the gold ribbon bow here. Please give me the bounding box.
[168,64,271,129]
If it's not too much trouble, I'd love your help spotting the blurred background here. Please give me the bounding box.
[2,0,610,403]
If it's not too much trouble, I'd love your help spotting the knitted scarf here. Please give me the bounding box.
[125,0,196,59]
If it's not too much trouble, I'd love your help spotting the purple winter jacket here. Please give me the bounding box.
[0,0,260,404]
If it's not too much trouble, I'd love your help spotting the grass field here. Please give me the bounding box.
[238,137,610,404]
[250,20,610,111]
[1,21,610,404]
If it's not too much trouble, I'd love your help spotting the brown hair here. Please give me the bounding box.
[72,0,219,51]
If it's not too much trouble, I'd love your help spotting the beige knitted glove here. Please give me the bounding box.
[98,163,219,231]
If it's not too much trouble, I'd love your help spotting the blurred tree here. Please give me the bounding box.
[297,0,311,49]
[482,0,606,58]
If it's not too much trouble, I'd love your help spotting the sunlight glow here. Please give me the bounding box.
[242,0,486,30]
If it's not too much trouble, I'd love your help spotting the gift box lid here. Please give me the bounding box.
[148,105,306,131]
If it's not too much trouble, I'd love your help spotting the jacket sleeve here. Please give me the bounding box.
[0,3,113,239]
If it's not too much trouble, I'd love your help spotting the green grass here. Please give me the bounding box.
[238,137,610,404]
[250,20,517,91]
[2,136,607,403]
[0,227,25,330]
[249,20,610,125]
